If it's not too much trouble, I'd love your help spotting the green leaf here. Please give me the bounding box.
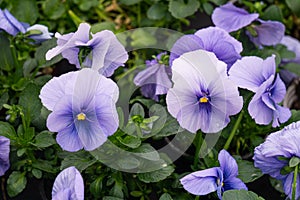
[60,151,96,172]
[19,83,42,122]
[117,156,140,170]
[0,92,9,110]
[130,103,145,118]
[117,135,141,149]
[43,0,66,20]
[103,197,123,200]
[32,169,42,179]
[34,131,56,148]
[0,35,17,71]
[132,143,160,161]
[137,165,174,183]
[11,0,39,24]
[282,63,300,76]
[23,58,38,77]
[275,44,295,59]
[130,29,157,48]
[223,190,265,200]
[261,5,283,22]
[91,22,116,33]
[159,193,173,200]
[148,104,167,135]
[236,158,263,183]
[286,110,300,124]
[147,3,167,20]
[203,2,214,15]
[119,0,141,5]
[286,0,300,17]
[17,148,26,157]
[0,121,17,140]
[289,156,300,168]
[169,0,200,19]
[35,38,62,68]
[7,171,27,197]
[209,0,227,6]
[32,159,58,173]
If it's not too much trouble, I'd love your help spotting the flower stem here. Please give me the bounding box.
[224,110,244,150]
[292,165,298,200]
[193,131,203,168]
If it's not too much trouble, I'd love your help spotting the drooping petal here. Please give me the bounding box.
[212,3,259,33]
[218,150,238,179]
[0,136,10,176]
[169,34,204,66]
[52,166,84,200]
[180,167,220,196]
[249,19,285,46]
[46,23,91,63]
[39,71,77,111]
[229,56,269,92]
[0,9,26,36]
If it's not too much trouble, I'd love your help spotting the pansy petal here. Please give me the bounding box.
[229,56,266,92]
[261,55,276,80]
[282,172,300,200]
[280,36,300,64]
[52,189,71,200]
[39,71,76,111]
[212,2,259,32]
[250,19,285,46]
[169,34,204,66]
[61,48,80,68]
[52,166,84,200]
[180,167,219,195]
[0,136,10,176]
[223,177,248,191]
[270,75,286,103]
[0,9,26,35]
[56,125,83,152]
[218,150,238,179]
[26,24,53,43]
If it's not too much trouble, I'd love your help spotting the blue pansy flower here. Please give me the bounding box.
[39,68,119,152]
[0,9,26,36]
[181,149,247,199]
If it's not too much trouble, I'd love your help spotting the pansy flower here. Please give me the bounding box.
[181,150,247,199]
[46,23,128,77]
[254,121,300,199]
[212,2,285,46]
[26,24,53,43]
[170,27,242,69]
[166,50,243,133]
[0,9,26,36]
[39,68,119,152]
[229,55,291,127]
[52,166,84,200]
[134,52,172,101]
[0,136,10,176]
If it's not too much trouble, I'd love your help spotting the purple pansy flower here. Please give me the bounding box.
[253,121,300,199]
[0,9,26,36]
[39,68,119,152]
[52,166,84,200]
[247,19,285,46]
[212,3,285,46]
[212,2,259,32]
[170,27,242,69]
[166,50,243,133]
[46,23,128,77]
[181,150,247,199]
[280,36,300,64]
[134,52,172,101]
[229,55,291,127]
[26,24,53,43]
[0,136,10,176]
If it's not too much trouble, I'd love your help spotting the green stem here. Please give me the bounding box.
[194,196,199,200]
[193,131,203,168]
[292,165,298,200]
[223,110,244,150]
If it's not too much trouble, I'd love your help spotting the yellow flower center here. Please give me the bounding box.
[77,113,86,121]
[199,96,209,103]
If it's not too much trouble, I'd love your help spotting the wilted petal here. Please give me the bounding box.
[218,150,238,179]
[52,166,84,200]
[212,2,259,32]
[0,9,26,36]
[39,71,77,111]
[249,19,285,46]
[180,167,220,195]
[0,136,10,176]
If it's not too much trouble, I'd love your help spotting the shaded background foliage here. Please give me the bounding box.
[0,0,300,200]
